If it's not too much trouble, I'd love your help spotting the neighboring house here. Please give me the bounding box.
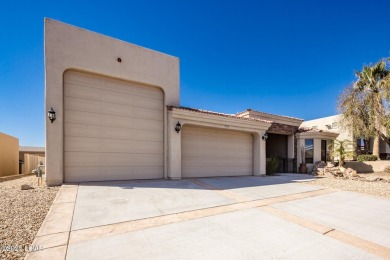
[44,19,340,185]
[19,146,45,174]
[301,114,390,160]
[0,132,19,177]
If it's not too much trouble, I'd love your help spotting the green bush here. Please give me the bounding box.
[266,156,280,175]
[357,154,378,162]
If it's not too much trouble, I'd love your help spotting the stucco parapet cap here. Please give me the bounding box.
[236,108,304,122]
[19,146,45,152]
[296,127,339,139]
[297,127,332,133]
[167,106,272,124]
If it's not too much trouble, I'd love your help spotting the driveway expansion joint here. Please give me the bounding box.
[260,205,390,259]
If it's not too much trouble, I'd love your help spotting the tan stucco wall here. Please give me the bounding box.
[0,133,19,177]
[45,19,179,185]
[301,115,352,142]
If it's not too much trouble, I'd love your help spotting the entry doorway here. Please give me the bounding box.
[266,133,288,172]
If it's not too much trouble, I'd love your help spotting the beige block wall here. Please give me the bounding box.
[24,154,46,174]
[345,161,390,173]
[0,133,19,177]
[45,19,180,185]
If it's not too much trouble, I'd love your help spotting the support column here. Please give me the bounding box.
[313,139,321,164]
[287,134,295,172]
[296,137,304,172]
[167,116,181,179]
[254,131,266,176]
[287,134,294,159]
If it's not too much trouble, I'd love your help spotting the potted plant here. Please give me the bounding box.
[299,145,307,173]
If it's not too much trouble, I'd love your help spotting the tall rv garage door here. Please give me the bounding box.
[63,71,164,182]
[182,125,253,178]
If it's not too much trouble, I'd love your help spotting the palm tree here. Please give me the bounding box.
[339,58,390,158]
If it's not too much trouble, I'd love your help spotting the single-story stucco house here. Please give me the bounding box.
[44,19,339,185]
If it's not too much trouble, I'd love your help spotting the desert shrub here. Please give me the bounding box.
[384,166,390,173]
[357,154,378,162]
[266,156,280,175]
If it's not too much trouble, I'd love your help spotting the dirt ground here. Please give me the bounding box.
[305,172,390,199]
[0,174,60,260]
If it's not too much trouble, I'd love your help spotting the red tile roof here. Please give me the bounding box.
[167,106,272,123]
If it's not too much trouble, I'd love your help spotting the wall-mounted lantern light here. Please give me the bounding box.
[175,121,182,133]
[48,107,56,123]
[262,133,268,141]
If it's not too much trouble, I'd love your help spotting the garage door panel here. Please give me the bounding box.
[65,136,163,154]
[65,124,163,142]
[64,110,163,130]
[182,125,253,178]
[182,157,253,167]
[182,149,252,158]
[65,152,163,167]
[64,166,162,182]
[182,143,253,155]
[64,70,164,182]
[182,166,253,177]
[65,72,163,100]
[65,97,162,121]
[65,84,163,109]
[102,78,163,99]
[182,138,253,148]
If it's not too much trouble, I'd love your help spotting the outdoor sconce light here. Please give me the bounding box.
[175,121,182,133]
[48,107,56,123]
[262,133,268,141]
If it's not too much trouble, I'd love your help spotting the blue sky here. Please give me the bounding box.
[1,0,390,146]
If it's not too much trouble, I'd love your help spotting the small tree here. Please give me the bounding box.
[339,57,390,158]
[329,140,355,166]
[266,155,280,175]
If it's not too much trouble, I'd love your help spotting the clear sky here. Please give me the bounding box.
[1,0,390,146]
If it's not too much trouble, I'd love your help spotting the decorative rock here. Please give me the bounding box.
[327,162,335,168]
[21,184,34,190]
[343,168,358,178]
[312,161,328,176]
[366,177,383,182]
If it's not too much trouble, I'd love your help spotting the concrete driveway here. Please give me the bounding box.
[26,174,390,259]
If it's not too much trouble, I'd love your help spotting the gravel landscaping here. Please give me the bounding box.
[0,174,60,260]
[305,172,390,199]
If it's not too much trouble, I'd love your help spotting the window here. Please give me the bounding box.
[332,122,338,128]
[305,139,314,164]
[312,126,318,129]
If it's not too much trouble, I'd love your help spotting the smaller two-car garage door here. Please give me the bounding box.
[181,125,254,178]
